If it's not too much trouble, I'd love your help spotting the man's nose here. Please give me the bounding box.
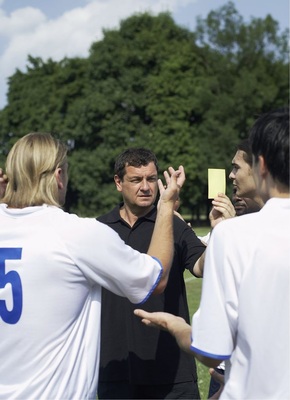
[140,179,149,190]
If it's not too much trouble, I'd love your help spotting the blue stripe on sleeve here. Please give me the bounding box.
[190,344,231,360]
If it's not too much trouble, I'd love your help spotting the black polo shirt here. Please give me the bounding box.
[98,204,206,385]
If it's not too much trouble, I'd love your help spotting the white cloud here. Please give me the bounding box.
[0,7,46,37]
[0,0,194,108]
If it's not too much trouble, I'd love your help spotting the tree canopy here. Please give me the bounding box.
[0,2,288,218]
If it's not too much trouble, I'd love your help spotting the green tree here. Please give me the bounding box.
[195,1,289,135]
[0,55,88,139]
[0,3,288,218]
[70,12,218,216]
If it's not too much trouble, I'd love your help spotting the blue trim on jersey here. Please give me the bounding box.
[137,257,162,305]
[190,344,231,360]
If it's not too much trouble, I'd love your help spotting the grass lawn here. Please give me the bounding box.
[186,225,211,399]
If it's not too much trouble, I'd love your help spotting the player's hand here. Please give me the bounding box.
[208,368,225,399]
[134,309,186,332]
[158,165,185,211]
[134,309,192,353]
[0,168,8,199]
[209,193,236,228]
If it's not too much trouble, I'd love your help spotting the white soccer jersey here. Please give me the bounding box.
[191,198,290,399]
[0,204,162,399]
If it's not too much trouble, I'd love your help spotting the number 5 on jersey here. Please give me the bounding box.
[0,248,23,324]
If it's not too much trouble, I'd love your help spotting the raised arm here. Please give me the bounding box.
[209,193,236,228]
[147,166,183,293]
[192,194,236,278]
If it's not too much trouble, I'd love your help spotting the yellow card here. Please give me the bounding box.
[208,169,226,199]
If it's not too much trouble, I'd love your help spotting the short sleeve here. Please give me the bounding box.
[174,217,206,275]
[58,215,163,304]
[190,221,240,359]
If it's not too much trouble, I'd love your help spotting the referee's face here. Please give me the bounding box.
[114,162,158,211]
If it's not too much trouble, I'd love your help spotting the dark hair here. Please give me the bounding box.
[114,148,159,180]
[237,138,252,166]
[250,107,289,187]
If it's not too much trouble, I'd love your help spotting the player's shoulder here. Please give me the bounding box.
[50,208,99,231]
[51,209,121,247]
[213,212,260,239]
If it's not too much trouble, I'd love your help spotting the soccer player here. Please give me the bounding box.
[0,132,182,399]
[134,107,290,399]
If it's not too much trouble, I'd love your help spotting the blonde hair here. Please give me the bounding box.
[2,132,68,208]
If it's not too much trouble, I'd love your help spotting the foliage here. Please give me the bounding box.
[0,2,288,216]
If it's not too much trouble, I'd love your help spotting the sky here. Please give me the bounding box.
[0,0,289,110]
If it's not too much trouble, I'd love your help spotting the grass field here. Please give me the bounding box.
[186,225,211,399]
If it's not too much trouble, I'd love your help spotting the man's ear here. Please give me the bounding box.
[114,175,122,192]
[258,155,268,178]
[55,167,64,189]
